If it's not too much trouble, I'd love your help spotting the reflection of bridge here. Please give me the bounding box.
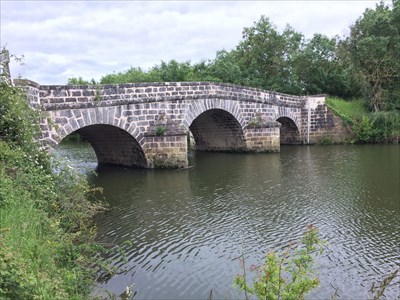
[18,80,343,168]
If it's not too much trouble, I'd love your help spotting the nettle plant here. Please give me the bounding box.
[235,224,325,300]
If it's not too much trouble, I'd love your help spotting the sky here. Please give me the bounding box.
[0,0,388,85]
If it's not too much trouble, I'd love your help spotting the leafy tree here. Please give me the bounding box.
[233,16,304,94]
[293,34,360,98]
[152,60,193,81]
[100,67,156,84]
[343,0,400,111]
[206,50,242,84]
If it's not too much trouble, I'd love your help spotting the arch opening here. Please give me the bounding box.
[61,124,147,168]
[189,109,246,152]
[277,117,300,144]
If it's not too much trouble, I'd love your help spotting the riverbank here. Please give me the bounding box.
[0,82,105,299]
[326,97,400,144]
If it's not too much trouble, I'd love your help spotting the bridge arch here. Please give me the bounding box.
[188,108,246,151]
[183,100,246,152]
[273,109,301,144]
[72,124,147,167]
[183,99,245,129]
[276,116,301,144]
[50,107,148,167]
[52,107,141,143]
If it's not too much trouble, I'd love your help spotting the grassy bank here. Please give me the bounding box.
[326,97,400,143]
[0,82,105,299]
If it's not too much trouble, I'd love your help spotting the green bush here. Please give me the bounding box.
[327,97,400,143]
[353,115,374,143]
[0,82,105,299]
[234,224,325,300]
[370,111,400,143]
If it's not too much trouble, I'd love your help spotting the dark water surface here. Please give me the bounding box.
[56,143,400,299]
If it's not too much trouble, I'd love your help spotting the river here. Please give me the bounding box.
[56,142,400,299]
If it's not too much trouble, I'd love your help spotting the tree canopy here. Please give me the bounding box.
[69,1,399,112]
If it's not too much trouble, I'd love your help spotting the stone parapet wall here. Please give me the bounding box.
[32,81,305,111]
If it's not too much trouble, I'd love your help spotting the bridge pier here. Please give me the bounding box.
[244,121,281,152]
[143,112,189,168]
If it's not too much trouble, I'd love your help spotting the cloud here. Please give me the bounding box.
[0,0,386,84]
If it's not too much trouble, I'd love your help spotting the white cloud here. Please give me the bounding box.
[0,0,386,84]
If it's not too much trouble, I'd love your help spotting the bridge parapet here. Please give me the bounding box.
[20,81,306,111]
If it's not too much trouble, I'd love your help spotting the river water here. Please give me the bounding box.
[56,143,399,299]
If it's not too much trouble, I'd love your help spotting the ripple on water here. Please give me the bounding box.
[56,144,400,299]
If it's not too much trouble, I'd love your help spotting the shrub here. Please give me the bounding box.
[234,224,325,300]
[0,82,106,299]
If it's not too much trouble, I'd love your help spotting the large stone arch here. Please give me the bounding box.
[47,107,148,167]
[49,106,141,144]
[73,124,147,167]
[274,109,301,145]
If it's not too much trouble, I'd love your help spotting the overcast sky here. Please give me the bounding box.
[1,0,387,85]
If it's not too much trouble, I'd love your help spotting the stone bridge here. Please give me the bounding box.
[18,80,345,168]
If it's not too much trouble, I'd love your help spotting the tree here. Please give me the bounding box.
[234,225,325,300]
[293,34,360,98]
[100,67,156,84]
[206,50,242,84]
[151,60,194,82]
[68,77,97,85]
[233,16,304,94]
[343,0,400,111]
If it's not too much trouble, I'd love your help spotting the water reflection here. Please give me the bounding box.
[55,142,400,299]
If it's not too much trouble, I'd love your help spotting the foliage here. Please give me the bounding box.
[234,224,325,300]
[342,0,400,111]
[100,60,216,84]
[327,97,400,143]
[369,267,400,300]
[0,82,47,163]
[353,115,374,143]
[155,126,167,136]
[0,82,106,299]
[294,34,359,98]
[326,97,368,122]
[233,16,304,94]
[369,111,400,142]
[317,135,336,145]
[68,76,97,85]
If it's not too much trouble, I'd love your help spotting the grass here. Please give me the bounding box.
[326,97,400,143]
[0,82,106,299]
[326,97,369,124]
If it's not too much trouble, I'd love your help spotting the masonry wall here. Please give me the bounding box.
[15,80,349,168]
[306,104,352,144]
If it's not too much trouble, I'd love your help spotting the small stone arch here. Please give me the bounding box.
[274,108,301,130]
[276,116,301,145]
[188,108,246,152]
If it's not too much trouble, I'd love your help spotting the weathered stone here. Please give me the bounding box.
[17,80,348,169]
